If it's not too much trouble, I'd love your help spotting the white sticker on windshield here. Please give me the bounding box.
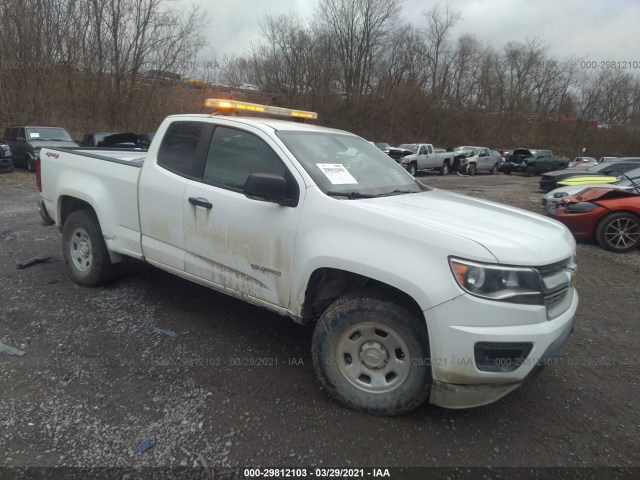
[29,133,40,138]
[316,163,358,185]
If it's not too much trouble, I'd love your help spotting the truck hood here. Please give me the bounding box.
[357,189,574,265]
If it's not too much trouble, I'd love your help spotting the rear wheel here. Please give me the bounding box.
[62,210,119,286]
[312,291,431,415]
[595,212,640,252]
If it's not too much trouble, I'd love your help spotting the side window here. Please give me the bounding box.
[428,145,434,154]
[203,126,287,190]
[418,146,427,155]
[17,128,25,141]
[157,121,205,177]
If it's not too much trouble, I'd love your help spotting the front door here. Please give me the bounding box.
[183,124,303,308]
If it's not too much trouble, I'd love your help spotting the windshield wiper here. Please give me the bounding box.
[325,191,377,199]
[373,189,418,197]
[48,138,69,141]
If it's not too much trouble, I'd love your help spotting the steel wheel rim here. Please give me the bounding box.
[69,227,93,272]
[336,322,411,393]
[605,218,640,249]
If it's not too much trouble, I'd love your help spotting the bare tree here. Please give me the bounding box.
[316,0,402,101]
[422,3,461,97]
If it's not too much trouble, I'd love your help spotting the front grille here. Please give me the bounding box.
[545,288,568,310]
[536,257,575,319]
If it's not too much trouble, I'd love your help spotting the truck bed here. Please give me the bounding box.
[39,147,146,260]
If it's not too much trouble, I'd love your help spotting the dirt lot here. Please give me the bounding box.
[1,168,639,477]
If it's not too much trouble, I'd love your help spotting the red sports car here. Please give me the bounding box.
[549,187,640,252]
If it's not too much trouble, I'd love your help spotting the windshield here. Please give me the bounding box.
[587,162,628,173]
[456,146,479,156]
[26,127,73,142]
[397,144,419,153]
[615,167,640,186]
[276,131,421,197]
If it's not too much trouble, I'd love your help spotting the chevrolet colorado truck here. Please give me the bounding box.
[37,99,578,415]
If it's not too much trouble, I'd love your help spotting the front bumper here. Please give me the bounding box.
[424,289,578,409]
[0,157,13,173]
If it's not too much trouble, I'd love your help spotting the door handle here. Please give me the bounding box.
[188,197,213,209]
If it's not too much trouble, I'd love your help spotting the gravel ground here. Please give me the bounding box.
[1,168,639,478]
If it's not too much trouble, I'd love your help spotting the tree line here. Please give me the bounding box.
[0,0,638,157]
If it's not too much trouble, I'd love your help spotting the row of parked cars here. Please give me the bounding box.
[539,158,640,253]
[0,126,154,173]
[374,142,577,178]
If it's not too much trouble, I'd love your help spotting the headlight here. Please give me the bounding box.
[552,192,568,199]
[449,258,544,305]
[565,202,599,213]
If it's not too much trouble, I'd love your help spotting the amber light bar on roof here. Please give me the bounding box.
[205,98,318,120]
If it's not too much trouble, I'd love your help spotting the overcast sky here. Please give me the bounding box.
[188,0,639,62]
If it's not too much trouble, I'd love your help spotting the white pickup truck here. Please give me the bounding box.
[38,99,578,415]
[397,143,462,176]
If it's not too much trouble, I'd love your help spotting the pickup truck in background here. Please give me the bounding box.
[397,143,463,176]
[38,99,578,415]
[503,148,569,176]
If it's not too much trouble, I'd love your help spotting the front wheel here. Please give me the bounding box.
[440,162,450,176]
[312,291,431,415]
[406,163,417,176]
[595,212,640,252]
[26,155,35,172]
[525,166,536,177]
[490,163,498,175]
[467,163,476,176]
[62,210,119,286]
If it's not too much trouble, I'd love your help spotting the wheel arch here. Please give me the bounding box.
[301,267,425,325]
[593,208,640,236]
[58,195,123,263]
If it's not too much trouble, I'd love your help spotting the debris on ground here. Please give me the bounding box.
[136,438,155,452]
[154,327,178,338]
[0,341,25,356]
[198,453,214,480]
[16,254,51,269]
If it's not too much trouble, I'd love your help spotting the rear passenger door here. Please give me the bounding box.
[139,120,212,271]
[183,123,304,308]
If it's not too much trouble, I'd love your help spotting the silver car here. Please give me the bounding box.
[541,166,640,210]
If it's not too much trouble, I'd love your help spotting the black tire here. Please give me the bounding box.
[490,163,498,175]
[525,165,536,177]
[440,162,450,176]
[407,162,417,176]
[467,163,476,176]
[595,212,640,253]
[26,155,35,172]
[312,291,431,416]
[62,210,119,286]
[503,167,512,175]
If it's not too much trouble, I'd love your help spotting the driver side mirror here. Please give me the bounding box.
[244,173,298,207]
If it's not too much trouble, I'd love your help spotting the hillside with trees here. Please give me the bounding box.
[0,0,638,158]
